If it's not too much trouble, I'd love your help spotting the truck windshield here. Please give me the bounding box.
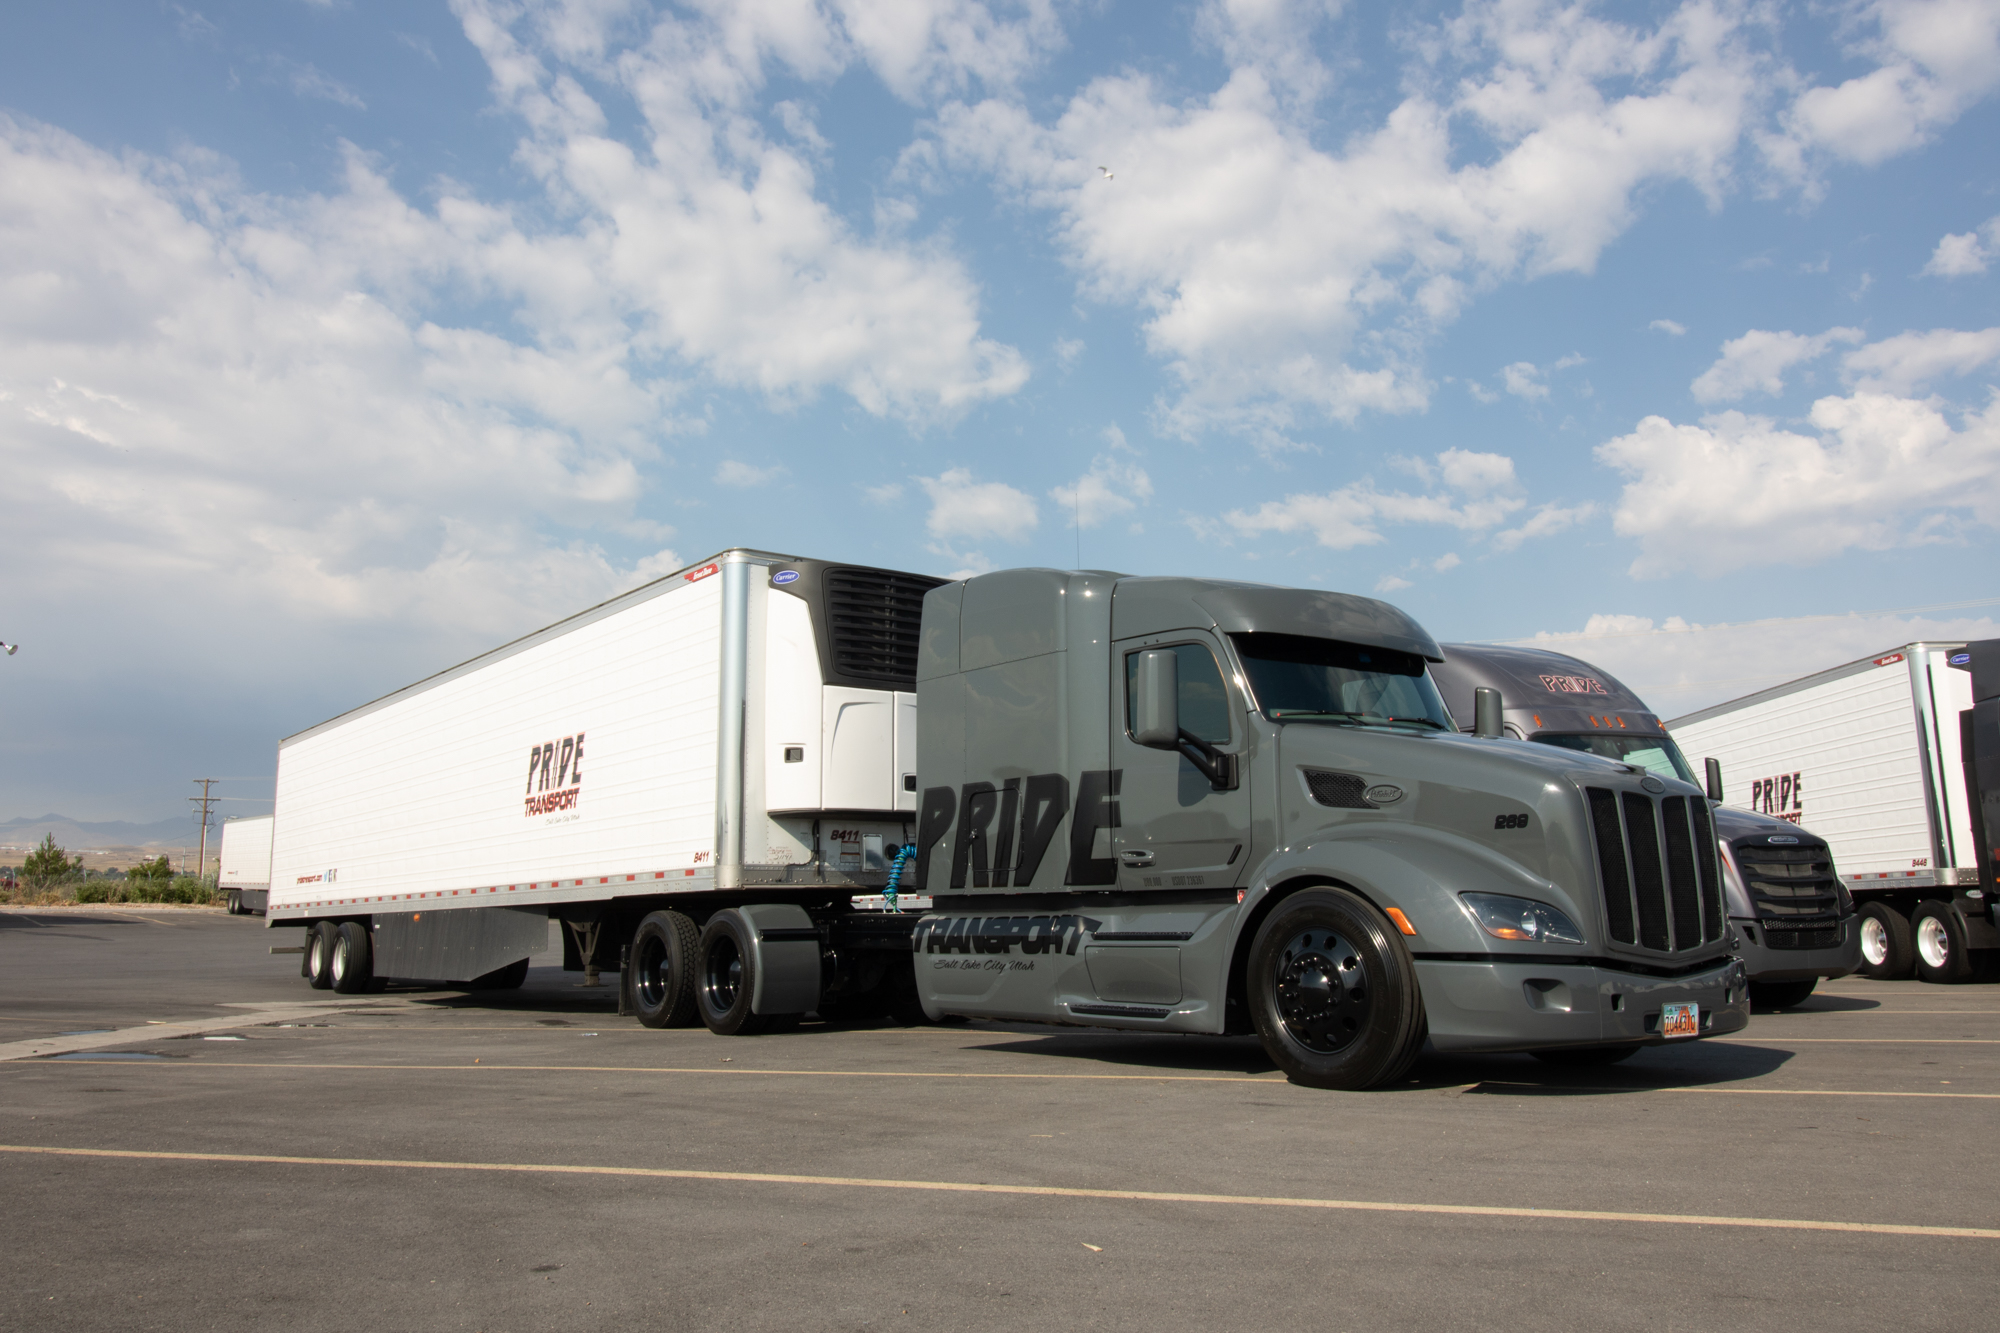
[1232,633,1452,731]
[1533,732,1696,782]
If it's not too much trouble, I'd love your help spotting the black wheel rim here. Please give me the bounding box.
[704,936,743,1013]
[634,934,668,1008]
[1272,929,1369,1054]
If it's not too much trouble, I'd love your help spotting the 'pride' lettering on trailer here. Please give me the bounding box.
[1750,772,1803,824]
[524,732,585,817]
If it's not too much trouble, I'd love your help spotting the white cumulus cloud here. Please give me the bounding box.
[1596,389,2000,576]
[1841,326,2000,393]
[1221,447,1538,549]
[1050,452,1153,529]
[919,467,1039,543]
[1690,327,1864,402]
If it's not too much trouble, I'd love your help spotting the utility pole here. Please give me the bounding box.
[190,779,221,884]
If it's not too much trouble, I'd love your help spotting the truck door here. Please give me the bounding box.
[1110,634,1252,890]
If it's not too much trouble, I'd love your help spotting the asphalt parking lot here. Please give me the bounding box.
[4,907,1999,1332]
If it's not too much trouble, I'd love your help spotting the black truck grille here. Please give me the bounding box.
[1736,846,1842,924]
[823,567,945,688]
[1585,788,1724,953]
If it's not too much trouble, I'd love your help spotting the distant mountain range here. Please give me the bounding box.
[0,813,213,850]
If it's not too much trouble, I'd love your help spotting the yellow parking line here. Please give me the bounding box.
[1712,1038,2000,1044]
[1,1144,1992,1239]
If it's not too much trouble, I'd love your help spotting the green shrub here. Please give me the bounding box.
[75,881,115,904]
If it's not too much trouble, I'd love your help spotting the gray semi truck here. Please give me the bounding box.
[902,570,1747,1088]
[266,552,1750,1090]
[1429,642,1860,1010]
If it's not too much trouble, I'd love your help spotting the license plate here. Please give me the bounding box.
[1660,1001,1700,1039]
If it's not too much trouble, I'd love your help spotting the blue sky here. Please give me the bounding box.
[3,0,1998,826]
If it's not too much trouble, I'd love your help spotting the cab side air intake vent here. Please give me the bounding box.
[1587,787,1726,953]
[823,567,947,688]
[1302,770,1373,809]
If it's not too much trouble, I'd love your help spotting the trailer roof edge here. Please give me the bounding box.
[1664,640,1966,730]
[277,548,802,749]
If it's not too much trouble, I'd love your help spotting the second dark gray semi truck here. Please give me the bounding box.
[1429,642,1860,1008]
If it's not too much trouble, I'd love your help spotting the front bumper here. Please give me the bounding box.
[1416,955,1750,1054]
[1734,915,1860,983]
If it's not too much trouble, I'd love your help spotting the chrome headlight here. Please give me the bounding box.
[1460,892,1585,946]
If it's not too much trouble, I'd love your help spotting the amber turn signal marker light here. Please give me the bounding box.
[1384,907,1417,936]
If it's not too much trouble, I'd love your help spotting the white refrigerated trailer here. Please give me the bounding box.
[1667,642,1993,982]
[217,814,273,915]
[268,550,944,1025]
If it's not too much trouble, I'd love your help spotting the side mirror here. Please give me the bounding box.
[1706,757,1724,804]
[1473,686,1503,739]
[1133,649,1179,747]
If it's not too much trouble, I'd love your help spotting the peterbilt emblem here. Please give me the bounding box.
[1364,784,1405,804]
[1767,835,1799,844]
[1640,776,1665,793]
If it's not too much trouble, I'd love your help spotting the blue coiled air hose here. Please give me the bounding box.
[883,844,916,912]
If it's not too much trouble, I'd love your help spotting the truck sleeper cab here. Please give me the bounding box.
[1431,642,1860,1010]
[909,570,1749,1089]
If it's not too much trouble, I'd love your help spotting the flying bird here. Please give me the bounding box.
[1098,165,1113,180]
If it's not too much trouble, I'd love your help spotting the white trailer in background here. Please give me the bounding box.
[267,550,942,1024]
[1667,643,1991,981]
[217,814,273,915]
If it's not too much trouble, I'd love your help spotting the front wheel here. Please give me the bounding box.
[1913,902,1975,984]
[1245,888,1427,1090]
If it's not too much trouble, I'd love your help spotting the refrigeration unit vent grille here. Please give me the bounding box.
[823,567,947,688]
[1587,787,1726,953]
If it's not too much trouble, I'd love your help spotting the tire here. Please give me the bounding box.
[1857,902,1914,981]
[696,912,776,1036]
[468,958,530,990]
[331,921,373,994]
[224,891,241,915]
[1531,1044,1641,1067]
[629,910,702,1029]
[1245,888,1427,1090]
[1748,978,1817,1011]
[1913,901,1975,985]
[303,921,336,990]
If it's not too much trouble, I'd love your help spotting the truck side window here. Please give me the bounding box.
[1126,643,1232,744]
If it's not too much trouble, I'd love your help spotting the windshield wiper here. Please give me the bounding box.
[1270,710,1448,730]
